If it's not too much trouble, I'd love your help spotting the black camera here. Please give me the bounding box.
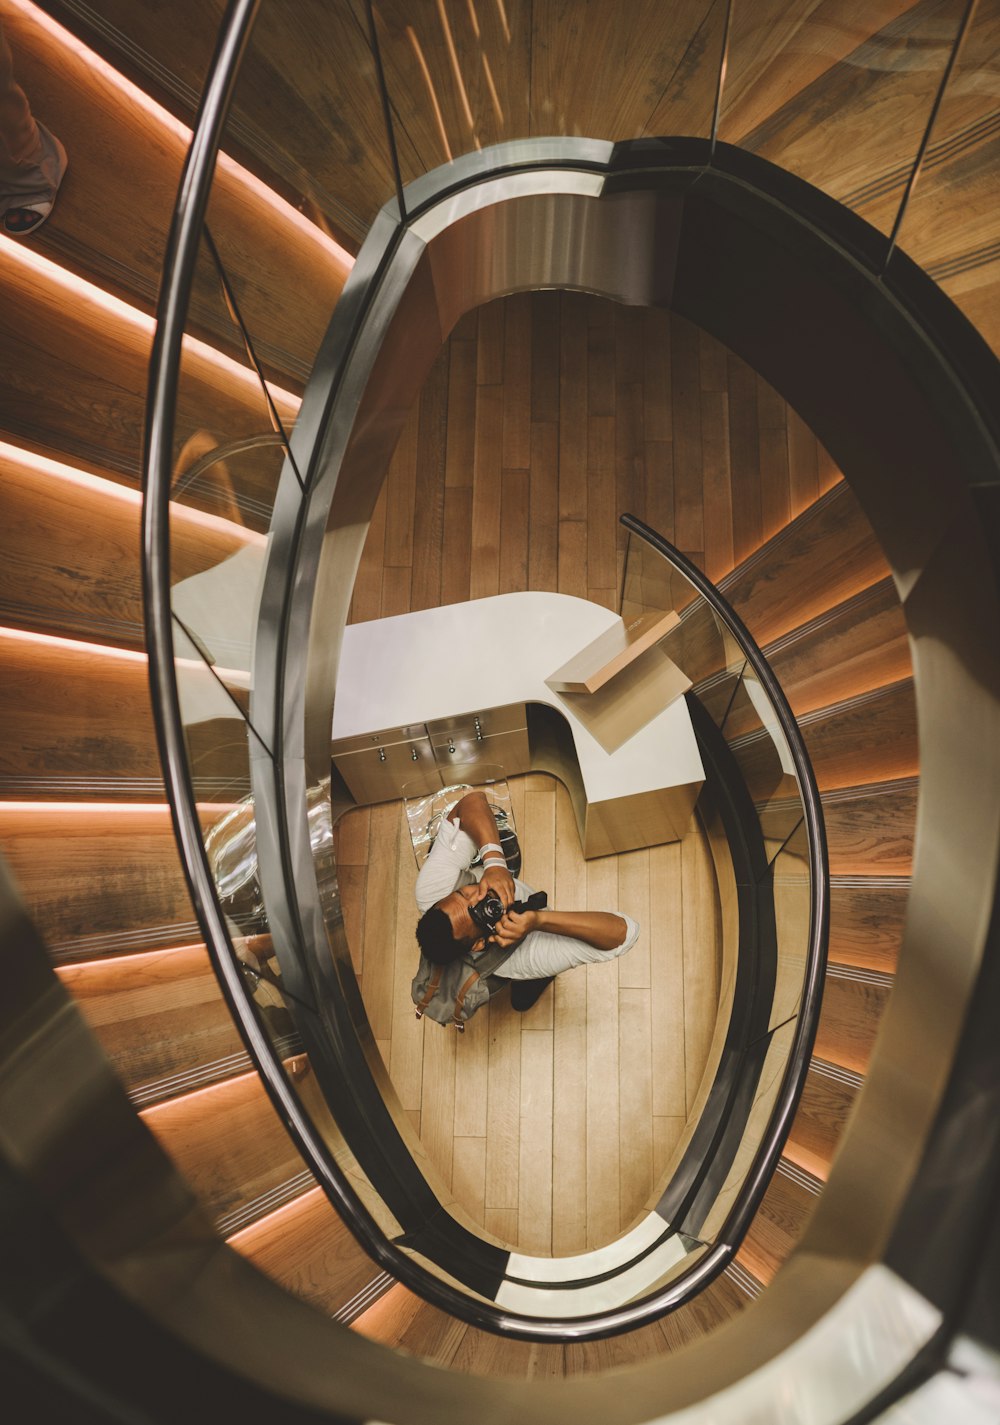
[469,888,547,937]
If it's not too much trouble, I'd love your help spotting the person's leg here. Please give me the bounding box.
[510,976,555,1012]
[0,19,41,166]
[0,20,66,235]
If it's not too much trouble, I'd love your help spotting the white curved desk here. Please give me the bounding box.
[332,593,704,857]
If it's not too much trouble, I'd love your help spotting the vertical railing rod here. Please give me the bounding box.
[365,0,408,220]
[709,0,736,164]
[882,0,980,274]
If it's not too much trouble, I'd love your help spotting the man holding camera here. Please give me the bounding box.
[415,789,639,1012]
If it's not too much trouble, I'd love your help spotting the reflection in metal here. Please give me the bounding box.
[171,429,286,498]
[207,778,334,933]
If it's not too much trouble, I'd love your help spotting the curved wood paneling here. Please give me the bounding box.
[141,1064,313,1232]
[6,0,348,382]
[57,944,244,1104]
[0,445,257,648]
[230,1187,385,1318]
[719,480,891,646]
[0,805,198,959]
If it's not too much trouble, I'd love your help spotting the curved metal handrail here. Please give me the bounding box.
[138,0,997,1354]
[619,513,830,1251]
[140,0,823,1340]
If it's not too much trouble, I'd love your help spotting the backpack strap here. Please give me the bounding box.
[452,970,481,1032]
[466,942,516,979]
[414,965,443,1019]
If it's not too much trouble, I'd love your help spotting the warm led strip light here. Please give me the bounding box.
[1,236,302,417]
[0,625,252,687]
[0,624,146,663]
[7,0,354,278]
[55,943,207,972]
[0,439,267,546]
[226,1185,326,1245]
[0,801,235,814]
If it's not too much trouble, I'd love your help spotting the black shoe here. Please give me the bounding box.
[510,976,555,1012]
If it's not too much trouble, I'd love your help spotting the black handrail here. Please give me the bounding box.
[142,0,829,1342]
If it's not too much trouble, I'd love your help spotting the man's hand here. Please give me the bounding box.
[490,906,541,949]
[473,863,516,911]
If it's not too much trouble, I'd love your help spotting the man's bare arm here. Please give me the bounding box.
[451,790,515,909]
[491,907,627,952]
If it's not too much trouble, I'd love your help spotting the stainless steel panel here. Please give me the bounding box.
[425,702,526,741]
[333,737,439,805]
[430,727,530,779]
[331,723,428,757]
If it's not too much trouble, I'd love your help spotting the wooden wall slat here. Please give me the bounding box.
[232,1187,382,1317]
[57,944,242,1100]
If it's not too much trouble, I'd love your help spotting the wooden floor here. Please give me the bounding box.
[334,290,840,1253]
[338,774,722,1254]
[349,291,839,629]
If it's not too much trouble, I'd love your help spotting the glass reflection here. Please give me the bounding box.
[372,0,731,187]
[717,0,969,239]
[890,0,1000,356]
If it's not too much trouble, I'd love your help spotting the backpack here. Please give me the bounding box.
[411,941,516,1032]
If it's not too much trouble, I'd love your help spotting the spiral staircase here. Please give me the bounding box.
[1,1,998,1419]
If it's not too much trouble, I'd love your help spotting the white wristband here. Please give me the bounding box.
[479,842,504,856]
[482,857,507,870]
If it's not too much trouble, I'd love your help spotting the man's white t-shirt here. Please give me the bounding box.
[414,816,639,980]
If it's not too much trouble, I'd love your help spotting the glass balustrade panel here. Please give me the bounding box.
[717,0,970,241]
[174,648,403,1234]
[889,0,1000,357]
[171,226,291,533]
[621,528,747,724]
[696,1015,797,1242]
[204,1,373,392]
[371,0,728,187]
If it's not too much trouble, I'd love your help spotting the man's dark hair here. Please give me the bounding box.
[416,905,466,965]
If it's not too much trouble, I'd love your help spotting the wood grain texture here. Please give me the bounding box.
[0,805,198,957]
[738,1165,819,1285]
[658,1270,752,1349]
[7,0,347,383]
[350,293,841,627]
[57,943,242,1102]
[828,881,908,974]
[719,480,891,646]
[814,970,893,1075]
[231,1187,384,1316]
[141,1067,310,1226]
[763,576,912,718]
[822,779,918,878]
[0,448,254,649]
[785,1062,861,1181]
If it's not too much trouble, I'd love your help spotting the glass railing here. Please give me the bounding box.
[619,516,825,1251]
[143,0,995,1347]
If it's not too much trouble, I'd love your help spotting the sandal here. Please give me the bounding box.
[0,123,66,239]
[3,202,52,235]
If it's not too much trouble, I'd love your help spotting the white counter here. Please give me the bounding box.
[333,592,703,806]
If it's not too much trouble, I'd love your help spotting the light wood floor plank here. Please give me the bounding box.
[650,840,687,1120]
[619,986,654,1230]
[618,848,651,990]
[452,1136,487,1227]
[485,999,522,1215]
[681,826,723,1112]
[518,1029,555,1254]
